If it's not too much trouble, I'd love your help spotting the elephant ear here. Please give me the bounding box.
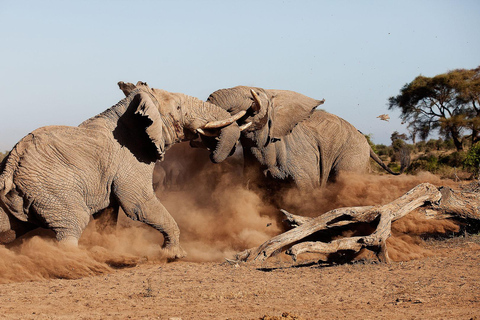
[114,90,166,162]
[267,90,325,138]
[118,81,149,97]
[133,91,165,159]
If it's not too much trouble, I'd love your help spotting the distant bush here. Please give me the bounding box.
[366,134,475,179]
[464,142,480,177]
[404,151,467,179]
[387,161,402,172]
[415,141,426,153]
[375,144,393,157]
[442,139,456,150]
[440,151,466,168]
[413,138,456,153]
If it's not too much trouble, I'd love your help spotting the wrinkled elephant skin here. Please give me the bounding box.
[0,82,242,260]
[207,86,403,191]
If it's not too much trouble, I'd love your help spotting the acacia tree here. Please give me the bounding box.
[456,66,480,145]
[388,66,480,151]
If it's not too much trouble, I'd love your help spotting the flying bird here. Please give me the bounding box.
[377,114,390,121]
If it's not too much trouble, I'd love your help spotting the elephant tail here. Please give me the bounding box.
[0,138,27,194]
[0,170,13,197]
[0,153,16,195]
[369,147,408,175]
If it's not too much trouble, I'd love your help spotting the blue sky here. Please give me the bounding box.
[0,0,479,150]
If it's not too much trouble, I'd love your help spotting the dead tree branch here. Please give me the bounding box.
[234,182,480,264]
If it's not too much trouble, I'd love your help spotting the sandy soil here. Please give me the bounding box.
[0,235,479,320]
[1,166,479,319]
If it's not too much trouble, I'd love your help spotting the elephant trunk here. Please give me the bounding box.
[210,124,240,163]
[185,99,242,163]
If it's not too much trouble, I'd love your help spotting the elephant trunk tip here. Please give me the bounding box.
[210,153,220,164]
[210,146,236,164]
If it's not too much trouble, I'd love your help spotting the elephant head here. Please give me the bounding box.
[117,81,246,163]
[206,86,324,141]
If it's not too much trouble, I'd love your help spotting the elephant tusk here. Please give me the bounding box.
[250,89,261,104]
[202,110,247,129]
[196,128,218,137]
[239,122,253,131]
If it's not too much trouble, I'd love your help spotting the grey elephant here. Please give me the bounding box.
[0,81,244,260]
[205,86,405,191]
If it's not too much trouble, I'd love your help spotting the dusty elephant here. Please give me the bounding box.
[206,86,405,191]
[0,81,244,259]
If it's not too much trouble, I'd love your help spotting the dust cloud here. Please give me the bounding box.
[159,157,461,264]
[279,171,453,216]
[278,171,460,262]
[0,224,168,283]
[0,145,464,282]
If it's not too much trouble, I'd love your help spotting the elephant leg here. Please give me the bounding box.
[333,144,371,176]
[54,211,91,246]
[118,194,186,260]
[0,207,37,244]
[0,207,16,243]
[34,200,91,247]
[294,157,322,190]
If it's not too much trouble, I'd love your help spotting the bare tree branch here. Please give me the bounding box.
[233,183,449,264]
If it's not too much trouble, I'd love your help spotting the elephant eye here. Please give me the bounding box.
[177,105,181,111]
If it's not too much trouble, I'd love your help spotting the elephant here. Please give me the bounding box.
[205,86,405,191]
[0,81,245,260]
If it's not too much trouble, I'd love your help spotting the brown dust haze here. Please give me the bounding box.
[0,144,460,283]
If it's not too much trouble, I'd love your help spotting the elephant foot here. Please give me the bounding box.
[58,236,79,248]
[163,245,187,261]
[0,230,16,244]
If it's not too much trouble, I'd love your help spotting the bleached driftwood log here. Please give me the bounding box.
[234,183,480,264]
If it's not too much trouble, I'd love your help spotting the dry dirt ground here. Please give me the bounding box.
[0,235,479,320]
[1,170,480,319]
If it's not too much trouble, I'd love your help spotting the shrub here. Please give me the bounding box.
[415,141,426,153]
[375,144,393,157]
[407,154,439,173]
[464,142,480,177]
[387,161,402,172]
[439,151,466,168]
[442,139,456,151]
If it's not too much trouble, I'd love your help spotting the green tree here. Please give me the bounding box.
[455,66,480,145]
[464,142,480,177]
[389,131,411,169]
[388,66,480,151]
[390,131,407,151]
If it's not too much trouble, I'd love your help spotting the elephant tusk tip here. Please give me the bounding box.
[240,122,253,131]
[196,128,218,137]
[234,110,247,119]
[203,110,246,129]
